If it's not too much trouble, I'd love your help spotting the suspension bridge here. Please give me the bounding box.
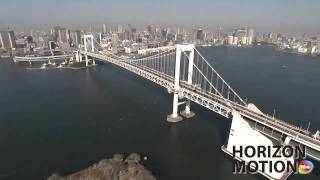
[67,35,319,179]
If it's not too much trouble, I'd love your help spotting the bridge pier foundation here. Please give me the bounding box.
[167,93,183,122]
[75,51,80,62]
[180,101,195,118]
[79,54,82,62]
[85,54,88,66]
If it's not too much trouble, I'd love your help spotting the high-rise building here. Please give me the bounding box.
[248,29,254,45]
[131,28,136,41]
[70,30,81,47]
[117,25,123,33]
[241,36,248,45]
[147,25,152,34]
[235,29,247,44]
[58,28,70,44]
[233,28,253,45]
[196,29,203,40]
[161,28,167,41]
[218,27,222,42]
[103,24,108,34]
[124,31,130,40]
[53,26,61,42]
[267,32,278,43]
[175,34,183,43]
[0,31,16,50]
[111,33,119,45]
[123,24,134,41]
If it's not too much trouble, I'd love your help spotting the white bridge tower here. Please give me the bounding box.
[83,34,95,66]
[167,44,196,122]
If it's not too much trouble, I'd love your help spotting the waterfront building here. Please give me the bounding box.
[241,36,248,45]
[311,46,317,54]
[233,36,238,45]
[227,35,234,45]
[235,28,247,45]
[227,28,254,46]
[298,46,308,53]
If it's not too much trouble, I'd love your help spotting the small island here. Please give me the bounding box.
[47,153,156,180]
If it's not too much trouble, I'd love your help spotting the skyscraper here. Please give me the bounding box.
[248,29,254,45]
[111,33,119,45]
[58,28,70,44]
[196,28,203,43]
[103,24,108,34]
[117,25,123,33]
[71,30,81,47]
[147,25,152,34]
[161,28,167,41]
[53,26,61,42]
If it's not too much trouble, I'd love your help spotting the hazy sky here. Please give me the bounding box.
[0,0,319,36]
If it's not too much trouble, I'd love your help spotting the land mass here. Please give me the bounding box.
[48,153,156,180]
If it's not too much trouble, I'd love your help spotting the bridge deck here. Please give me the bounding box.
[13,54,73,62]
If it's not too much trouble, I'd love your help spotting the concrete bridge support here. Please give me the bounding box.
[85,53,89,66]
[79,53,82,62]
[75,51,80,62]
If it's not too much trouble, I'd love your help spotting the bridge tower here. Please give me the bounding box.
[83,35,95,66]
[75,51,80,62]
[167,44,196,122]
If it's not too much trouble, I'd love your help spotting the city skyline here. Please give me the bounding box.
[1,0,320,36]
